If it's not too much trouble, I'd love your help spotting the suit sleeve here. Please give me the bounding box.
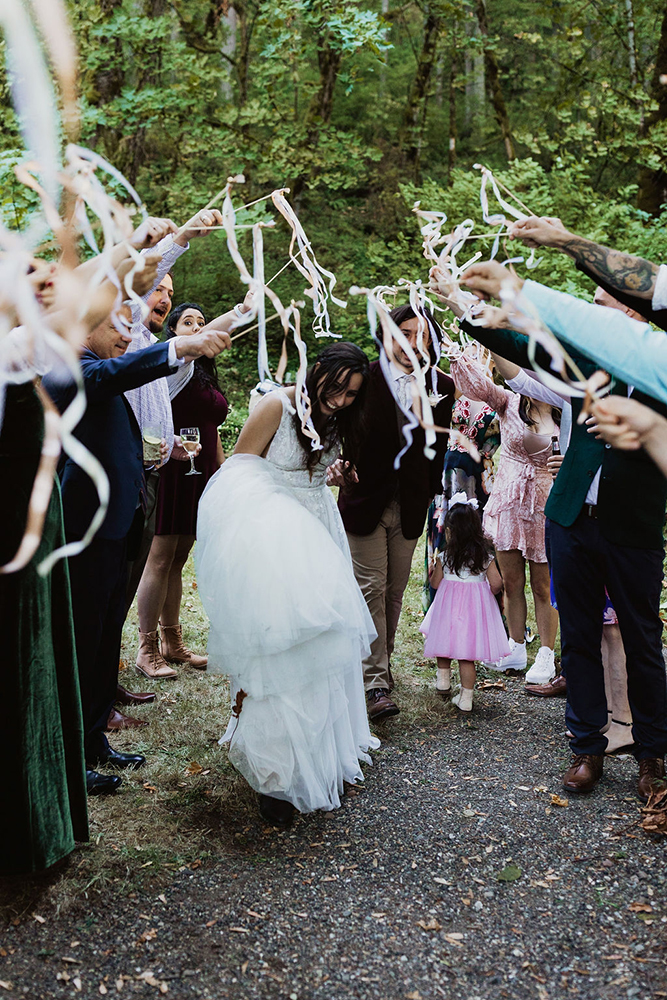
[460,318,595,381]
[80,342,175,402]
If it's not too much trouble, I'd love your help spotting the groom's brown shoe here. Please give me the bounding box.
[562,753,604,793]
[366,688,400,721]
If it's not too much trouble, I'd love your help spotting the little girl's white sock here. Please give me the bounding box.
[452,686,474,712]
[436,666,451,693]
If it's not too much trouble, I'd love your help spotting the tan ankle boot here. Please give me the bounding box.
[160,624,208,670]
[136,629,178,680]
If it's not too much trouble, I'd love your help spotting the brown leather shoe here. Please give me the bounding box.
[525,674,567,697]
[106,708,149,731]
[116,683,155,706]
[366,688,400,721]
[637,758,666,802]
[562,753,604,793]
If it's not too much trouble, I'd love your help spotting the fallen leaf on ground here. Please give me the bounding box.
[0,983,13,992]
[628,902,653,913]
[229,927,250,934]
[416,918,442,931]
[185,761,203,775]
[477,680,506,690]
[495,864,522,882]
[443,933,464,947]
[550,794,569,807]
[406,992,422,999]
[73,978,82,991]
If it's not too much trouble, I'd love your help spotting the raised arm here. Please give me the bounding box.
[519,279,667,405]
[449,353,509,414]
[509,217,659,300]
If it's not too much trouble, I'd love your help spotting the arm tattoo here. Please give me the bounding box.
[561,237,658,296]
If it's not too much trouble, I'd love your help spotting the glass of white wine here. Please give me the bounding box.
[180,427,202,476]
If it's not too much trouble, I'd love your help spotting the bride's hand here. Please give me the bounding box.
[326,459,358,487]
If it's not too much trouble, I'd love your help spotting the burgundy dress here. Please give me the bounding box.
[155,374,228,536]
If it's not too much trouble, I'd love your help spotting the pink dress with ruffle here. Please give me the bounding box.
[449,356,557,564]
[420,563,510,661]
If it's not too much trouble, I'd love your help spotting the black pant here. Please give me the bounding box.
[549,513,667,759]
[67,533,128,763]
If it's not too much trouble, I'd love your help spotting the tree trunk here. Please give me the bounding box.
[220,6,237,101]
[474,0,514,161]
[448,49,457,180]
[316,40,342,124]
[636,2,667,214]
[401,9,442,170]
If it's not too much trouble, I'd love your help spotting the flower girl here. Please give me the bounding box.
[420,493,509,712]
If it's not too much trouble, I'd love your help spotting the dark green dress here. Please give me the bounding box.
[0,383,88,874]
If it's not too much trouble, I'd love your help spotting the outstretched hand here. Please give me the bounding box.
[508,216,569,249]
[175,209,224,246]
[174,328,232,362]
[461,261,524,301]
[589,396,661,451]
[129,216,178,250]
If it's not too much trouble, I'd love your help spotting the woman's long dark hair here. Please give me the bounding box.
[294,342,369,477]
[443,502,494,576]
[165,302,221,393]
[519,395,561,430]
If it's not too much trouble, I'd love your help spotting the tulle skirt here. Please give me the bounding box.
[420,578,510,662]
[195,454,379,813]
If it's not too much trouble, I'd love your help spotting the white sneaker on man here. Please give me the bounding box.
[524,646,556,685]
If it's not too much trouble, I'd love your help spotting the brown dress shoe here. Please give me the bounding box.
[525,674,567,697]
[366,688,400,721]
[160,624,208,670]
[116,683,155,706]
[562,753,604,793]
[106,708,149,731]
[637,758,666,802]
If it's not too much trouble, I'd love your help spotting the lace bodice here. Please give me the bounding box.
[266,391,339,488]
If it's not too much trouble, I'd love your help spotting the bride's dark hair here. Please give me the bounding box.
[294,341,369,477]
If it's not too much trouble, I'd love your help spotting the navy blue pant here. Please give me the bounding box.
[549,513,667,760]
[67,533,128,763]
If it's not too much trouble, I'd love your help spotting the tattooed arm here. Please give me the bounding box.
[510,217,659,299]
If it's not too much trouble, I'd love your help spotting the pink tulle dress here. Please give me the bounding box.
[420,562,510,662]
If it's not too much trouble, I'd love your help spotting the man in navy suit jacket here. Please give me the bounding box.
[43,305,231,795]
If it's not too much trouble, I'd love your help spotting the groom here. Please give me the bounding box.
[337,305,455,721]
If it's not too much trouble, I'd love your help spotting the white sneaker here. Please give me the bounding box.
[524,646,556,685]
[485,638,527,673]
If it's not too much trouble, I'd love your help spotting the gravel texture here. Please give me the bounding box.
[2,680,667,1000]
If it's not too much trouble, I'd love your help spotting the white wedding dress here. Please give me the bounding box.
[195,390,379,813]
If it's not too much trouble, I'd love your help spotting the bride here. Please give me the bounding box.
[195,342,380,827]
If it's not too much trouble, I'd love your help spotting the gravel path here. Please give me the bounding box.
[2,680,666,1000]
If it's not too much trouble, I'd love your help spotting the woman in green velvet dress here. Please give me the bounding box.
[0,382,88,874]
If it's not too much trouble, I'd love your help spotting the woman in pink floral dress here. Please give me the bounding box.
[450,352,560,676]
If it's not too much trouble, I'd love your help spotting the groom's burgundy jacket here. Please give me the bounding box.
[338,361,455,540]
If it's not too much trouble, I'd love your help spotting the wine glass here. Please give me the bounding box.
[180,427,201,476]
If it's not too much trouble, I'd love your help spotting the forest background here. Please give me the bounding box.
[3,0,667,431]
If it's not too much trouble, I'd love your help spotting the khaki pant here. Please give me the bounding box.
[347,501,418,692]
